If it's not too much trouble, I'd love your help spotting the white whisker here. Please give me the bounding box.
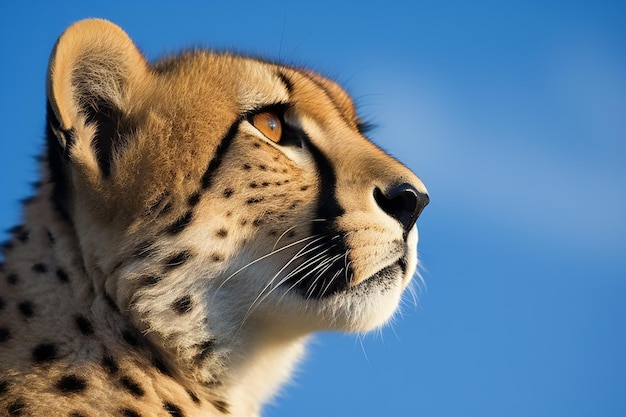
[239,237,339,325]
[272,218,328,251]
[212,234,322,295]
[319,268,344,298]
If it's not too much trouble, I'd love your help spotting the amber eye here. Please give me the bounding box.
[252,112,283,143]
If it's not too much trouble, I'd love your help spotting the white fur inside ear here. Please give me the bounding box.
[69,120,101,174]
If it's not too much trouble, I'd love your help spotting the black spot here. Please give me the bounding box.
[246,197,263,204]
[194,339,216,362]
[253,218,263,227]
[253,142,261,148]
[259,164,267,171]
[171,295,193,315]
[120,408,142,417]
[223,188,234,198]
[120,376,144,397]
[166,211,193,235]
[56,374,87,394]
[261,182,269,187]
[216,229,228,238]
[56,268,69,282]
[69,413,87,417]
[0,327,10,342]
[187,389,200,404]
[211,400,230,414]
[287,230,297,238]
[2,241,14,252]
[75,315,94,336]
[46,230,56,244]
[7,399,25,416]
[7,274,18,285]
[102,355,119,374]
[134,241,153,258]
[142,275,161,286]
[164,251,192,269]
[18,301,34,318]
[300,185,309,191]
[13,226,29,243]
[163,402,185,417]
[242,163,251,170]
[210,254,224,262]
[122,329,140,347]
[32,343,57,363]
[249,182,258,188]
[0,379,8,394]
[187,192,201,206]
[32,263,48,273]
[159,202,173,216]
[152,357,171,376]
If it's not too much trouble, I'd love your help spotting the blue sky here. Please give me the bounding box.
[1,1,624,416]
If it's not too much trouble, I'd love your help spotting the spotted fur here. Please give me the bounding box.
[0,19,428,416]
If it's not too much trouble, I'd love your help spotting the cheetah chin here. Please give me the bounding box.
[0,19,428,417]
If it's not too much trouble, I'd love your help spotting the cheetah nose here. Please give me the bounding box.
[374,183,429,232]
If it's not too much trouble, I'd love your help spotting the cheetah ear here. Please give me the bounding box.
[47,19,148,177]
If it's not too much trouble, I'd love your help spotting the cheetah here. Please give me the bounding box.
[0,19,429,417]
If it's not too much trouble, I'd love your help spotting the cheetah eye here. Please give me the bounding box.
[252,112,283,143]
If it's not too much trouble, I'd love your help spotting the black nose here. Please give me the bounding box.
[374,184,429,232]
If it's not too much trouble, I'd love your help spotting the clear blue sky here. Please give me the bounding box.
[1,1,624,416]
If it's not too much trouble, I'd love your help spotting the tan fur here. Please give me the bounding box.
[0,19,428,416]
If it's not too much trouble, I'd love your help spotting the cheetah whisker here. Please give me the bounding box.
[271,218,327,251]
[211,234,323,296]
[241,237,328,318]
[303,254,345,300]
[239,239,337,326]
[277,247,342,303]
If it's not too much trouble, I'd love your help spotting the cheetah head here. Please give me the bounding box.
[46,19,428,386]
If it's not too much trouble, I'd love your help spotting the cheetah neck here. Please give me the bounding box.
[1,181,309,416]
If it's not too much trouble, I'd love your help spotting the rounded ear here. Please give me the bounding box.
[47,19,149,176]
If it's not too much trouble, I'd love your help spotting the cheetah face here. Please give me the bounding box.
[47,19,428,359]
[216,87,429,333]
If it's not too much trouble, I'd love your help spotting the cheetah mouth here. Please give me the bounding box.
[352,260,406,292]
[286,257,406,299]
